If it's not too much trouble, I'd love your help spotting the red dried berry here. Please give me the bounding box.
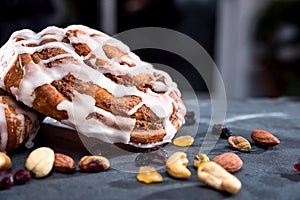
[14,170,31,185]
[294,163,300,171]
[0,170,14,190]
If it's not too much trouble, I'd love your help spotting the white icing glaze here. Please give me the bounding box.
[0,25,186,145]
[57,92,136,143]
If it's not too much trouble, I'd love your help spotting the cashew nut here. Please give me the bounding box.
[197,162,242,195]
[166,152,191,179]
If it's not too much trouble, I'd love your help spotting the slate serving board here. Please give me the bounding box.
[1,95,300,200]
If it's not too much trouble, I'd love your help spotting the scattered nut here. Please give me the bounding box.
[78,155,110,173]
[173,135,194,147]
[0,152,12,170]
[25,147,55,178]
[198,162,242,195]
[14,170,31,185]
[193,154,209,168]
[136,166,163,184]
[251,130,280,148]
[53,153,76,173]
[228,136,251,152]
[0,170,14,190]
[211,152,243,173]
[166,152,191,179]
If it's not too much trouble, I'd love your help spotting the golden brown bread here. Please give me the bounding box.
[0,94,39,152]
[0,25,185,145]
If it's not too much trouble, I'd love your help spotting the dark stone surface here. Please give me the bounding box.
[1,96,300,199]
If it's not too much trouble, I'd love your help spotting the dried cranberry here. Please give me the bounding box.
[294,163,300,171]
[0,170,13,190]
[14,170,31,185]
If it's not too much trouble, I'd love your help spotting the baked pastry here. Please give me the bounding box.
[0,25,185,146]
[0,93,39,152]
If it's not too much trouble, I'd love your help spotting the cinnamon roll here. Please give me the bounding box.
[0,25,185,145]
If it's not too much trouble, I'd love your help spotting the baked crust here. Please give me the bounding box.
[0,25,186,145]
[0,95,39,152]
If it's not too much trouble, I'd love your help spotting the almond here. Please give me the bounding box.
[53,153,76,173]
[211,152,243,173]
[251,130,280,148]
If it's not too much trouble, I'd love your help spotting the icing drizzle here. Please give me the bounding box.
[0,25,186,144]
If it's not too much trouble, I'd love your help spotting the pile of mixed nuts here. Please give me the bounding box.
[0,147,110,190]
[0,126,282,196]
[136,126,281,195]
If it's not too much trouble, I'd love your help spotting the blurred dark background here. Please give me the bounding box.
[0,0,299,98]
